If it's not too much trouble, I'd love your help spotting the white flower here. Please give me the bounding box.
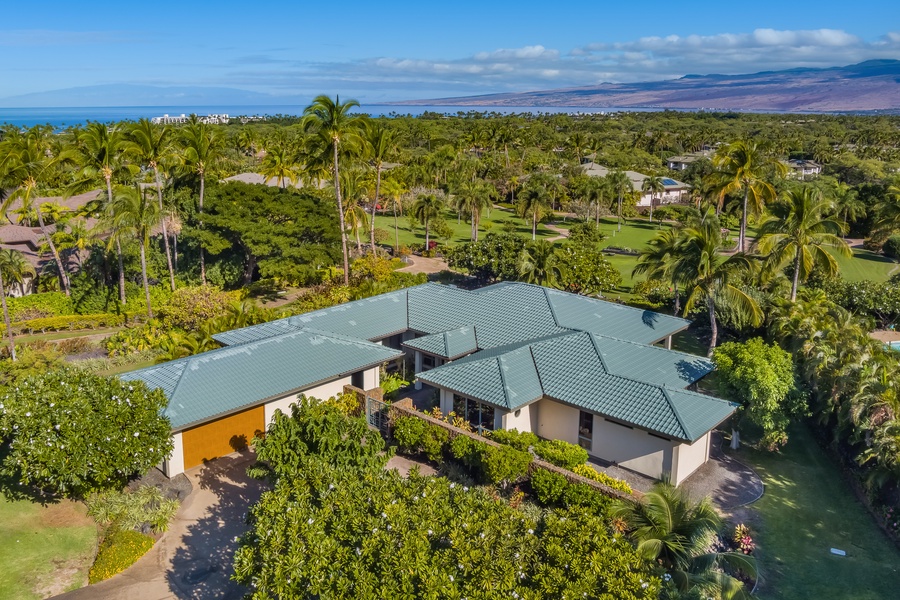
[307,518,314,525]
[25,412,31,417]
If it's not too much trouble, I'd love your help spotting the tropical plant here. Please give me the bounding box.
[711,139,787,252]
[362,123,400,251]
[516,181,551,240]
[303,95,367,285]
[412,193,444,248]
[613,482,756,600]
[259,137,300,189]
[380,178,407,250]
[633,227,683,312]
[109,185,160,318]
[606,170,633,232]
[641,175,665,223]
[517,240,560,286]
[454,179,495,241]
[0,248,35,297]
[830,181,865,238]
[755,186,850,301]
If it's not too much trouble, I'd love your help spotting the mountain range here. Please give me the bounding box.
[392,60,900,112]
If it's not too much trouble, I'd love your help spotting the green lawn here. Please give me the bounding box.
[14,327,123,345]
[0,495,97,599]
[734,425,900,600]
[829,248,898,282]
[99,358,157,376]
[373,207,557,247]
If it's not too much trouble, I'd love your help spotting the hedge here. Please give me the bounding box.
[1,313,137,336]
[533,439,589,470]
[6,292,74,321]
[572,463,633,495]
[88,529,155,583]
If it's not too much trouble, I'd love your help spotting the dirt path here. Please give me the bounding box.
[396,255,449,274]
[544,224,570,242]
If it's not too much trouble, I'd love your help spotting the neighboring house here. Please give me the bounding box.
[583,164,689,207]
[123,283,736,485]
[667,151,712,171]
[785,159,823,180]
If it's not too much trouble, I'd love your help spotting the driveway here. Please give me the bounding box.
[57,451,266,600]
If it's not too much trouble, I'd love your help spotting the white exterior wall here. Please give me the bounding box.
[263,373,358,423]
[591,416,674,480]
[165,432,185,477]
[502,402,539,433]
[537,399,580,445]
[440,388,454,415]
[363,367,380,390]
[672,431,710,485]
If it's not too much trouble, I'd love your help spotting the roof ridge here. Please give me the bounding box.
[495,355,511,408]
[299,326,396,348]
[661,387,691,440]
[662,384,738,405]
[587,331,611,373]
[588,331,713,362]
[544,286,691,324]
[164,361,193,404]
[442,330,451,356]
[528,345,547,396]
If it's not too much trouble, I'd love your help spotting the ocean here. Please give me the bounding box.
[0,104,674,128]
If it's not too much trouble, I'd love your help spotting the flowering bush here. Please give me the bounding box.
[572,463,633,494]
[157,285,236,331]
[88,529,154,583]
[733,523,755,555]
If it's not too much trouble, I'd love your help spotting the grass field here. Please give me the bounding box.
[830,247,898,282]
[735,425,900,600]
[0,495,97,599]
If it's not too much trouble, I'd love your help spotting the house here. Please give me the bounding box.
[583,164,689,207]
[122,282,736,485]
[785,159,822,180]
[667,151,712,171]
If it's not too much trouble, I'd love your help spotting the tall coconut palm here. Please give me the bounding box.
[613,482,756,600]
[633,227,683,313]
[0,249,36,297]
[180,118,225,285]
[516,183,551,240]
[127,118,177,290]
[109,185,160,318]
[259,138,300,188]
[340,169,369,253]
[642,175,665,223]
[72,122,137,303]
[302,95,366,285]
[380,178,407,251]
[756,186,851,301]
[673,213,761,355]
[412,193,443,249]
[0,266,14,361]
[830,181,865,238]
[518,240,560,286]
[710,139,786,253]
[363,123,400,252]
[455,179,495,241]
[873,184,900,238]
[607,170,633,232]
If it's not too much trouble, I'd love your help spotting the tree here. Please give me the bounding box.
[607,170,633,232]
[259,138,300,189]
[873,184,900,239]
[516,182,551,240]
[72,122,137,303]
[671,213,761,355]
[0,266,15,361]
[412,193,443,248]
[756,186,850,301]
[710,139,786,253]
[180,118,225,285]
[555,244,622,296]
[641,175,665,223]
[0,369,173,498]
[380,178,407,251]
[340,169,370,253]
[127,118,177,291]
[110,185,160,318]
[363,123,400,252]
[445,233,526,283]
[0,248,36,297]
[454,179,494,241]
[633,227,682,313]
[713,338,802,450]
[518,240,560,286]
[0,128,74,295]
[303,95,367,285]
[613,482,755,600]
[830,181,865,238]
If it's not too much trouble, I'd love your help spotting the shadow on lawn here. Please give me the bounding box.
[166,452,266,600]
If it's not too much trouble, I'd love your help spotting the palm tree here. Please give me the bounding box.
[180,118,225,285]
[110,185,160,318]
[830,181,865,238]
[873,184,900,238]
[259,138,300,188]
[0,249,36,297]
[380,179,407,251]
[340,169,369,253]
[607,170,633,232]
[673,213,761,355]
[0,267,14,361]
[642,175,665,223]
[73,122,137,303]
[412,194,443,248]
[302,95,367,285]
[613,482,756,600]
[756,186,851,301]
[0,128,74,295]
[711,139,786,253]
[516,183,551,240]
[633,227,682,313]
[455,179,495,241]
[518,240,560,286]
[127,118,177,290]
[363,123,400,252]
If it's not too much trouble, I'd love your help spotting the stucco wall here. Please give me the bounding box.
[502,402,539,433]
[672,431,710,485]
[164,432,185,477]
[263,374,356,423]
[590,416,674,480]
[537,399,580,445]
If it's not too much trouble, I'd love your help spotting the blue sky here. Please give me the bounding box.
[2,0,898,104]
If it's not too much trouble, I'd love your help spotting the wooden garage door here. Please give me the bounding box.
[182,405,265,470]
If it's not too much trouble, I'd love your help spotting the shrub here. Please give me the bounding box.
[534,439,589,470]
[393,416,427,454]
[88,529,155,583]
[86,485,179,534]
[55,336,95,355]
[105,321,169,357]
[450,434,487,469]
[633,279,675,306]
[421,424,450,462]
[481,445,532,485]
[158,285,234,331]
[733,523,755,555]
[572,463,633,494]
[530,468,567,505]
[1,313,130,336]
[380,372,409,401]
[883,235,900,260]
[562,481,611,512]
[6,292,74,321]
[487,428,538,452]
[322,391,360,416]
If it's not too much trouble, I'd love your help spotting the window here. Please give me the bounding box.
[453,394,495,433]
[578,411,593,451]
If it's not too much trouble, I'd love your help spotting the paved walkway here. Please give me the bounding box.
[396,255,449,275]
[57,451,266,600]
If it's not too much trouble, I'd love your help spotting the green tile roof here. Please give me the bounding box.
[417,331,733,442]
[121,328,403,430]
[402,326,478,359]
